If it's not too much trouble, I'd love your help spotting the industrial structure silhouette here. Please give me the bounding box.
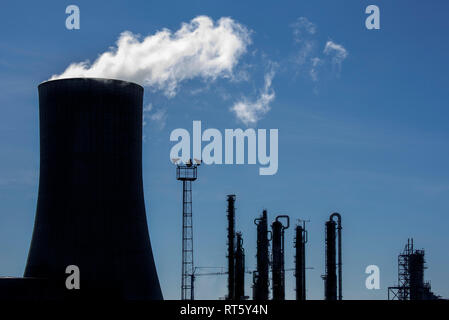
[0,78,445,301]
[388,239,441,300]
[0,78,162,300]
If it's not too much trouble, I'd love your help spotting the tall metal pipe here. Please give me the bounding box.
[235,232,245,300]
[409,250,425,300]
[324,213,342,301]
[271,215,289,300]
[331,213,342,301]
[295,222,307,300]
[253,210,269,300]
[226,195,236,300]
[324,220,336,300]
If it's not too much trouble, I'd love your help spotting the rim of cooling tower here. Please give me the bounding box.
[39,77,144,90]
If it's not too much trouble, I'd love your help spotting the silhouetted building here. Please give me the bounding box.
[388,238,441,300]
[0,78,162,300]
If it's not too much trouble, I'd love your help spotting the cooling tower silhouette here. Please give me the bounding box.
[24,78,162,300]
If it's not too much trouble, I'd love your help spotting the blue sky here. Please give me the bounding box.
[1,0,449,300]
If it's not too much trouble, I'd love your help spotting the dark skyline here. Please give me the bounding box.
[0,0,448,300]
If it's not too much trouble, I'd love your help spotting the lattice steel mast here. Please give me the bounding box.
[175,158,200,300]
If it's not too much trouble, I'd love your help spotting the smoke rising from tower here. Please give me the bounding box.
[50,16,250,97]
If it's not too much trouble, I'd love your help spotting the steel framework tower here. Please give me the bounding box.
[387,238,440,300]
[388,239,413,300]
[176,160,199,300]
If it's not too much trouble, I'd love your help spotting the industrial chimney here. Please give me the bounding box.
[234,232,245,300]
[253,209,270,300]
[271,215,289,301]
[226,194,236,300]
[294,221,307,300]
[24,78,162,300]
[324,213,342,301]
[409,249,425,300]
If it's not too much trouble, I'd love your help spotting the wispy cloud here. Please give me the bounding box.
[291,17,317,43]
[324,40,348,70]
[231,66,276,125]
[142,102,153,127]
[309,57,322,82]
[294,41,315,67]
[291,17,317,66]
[51,16,251,97]
[291,17,319,82]
[290,17,348,82]
[149,108,167,129]
[143,103,167,141]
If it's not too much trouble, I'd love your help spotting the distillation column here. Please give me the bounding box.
[324,213,342,301]
[271,215,289,300]
[253,210,270,300]
[235,232,245,300]
[226,195,236,300]
[295,222,307,300]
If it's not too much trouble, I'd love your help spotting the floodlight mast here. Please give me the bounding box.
[174,158,199,300]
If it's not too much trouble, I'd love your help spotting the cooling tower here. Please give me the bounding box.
[24,78,162,300]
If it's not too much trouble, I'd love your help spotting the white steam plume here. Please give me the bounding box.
[231,67,276,125]
[51,16,250,97]
[324,40,348,68]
